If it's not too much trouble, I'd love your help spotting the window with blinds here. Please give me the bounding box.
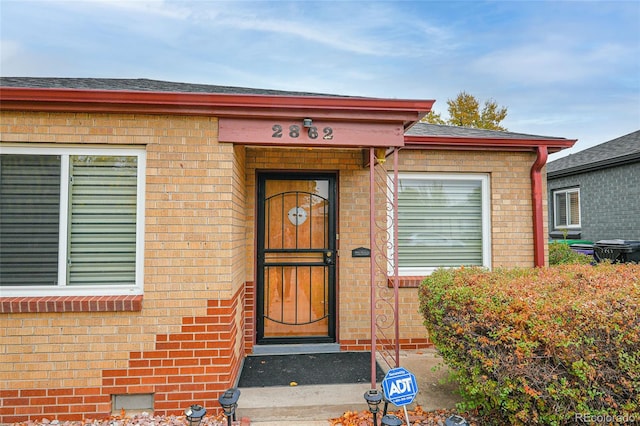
[394,173,491,275]
[0,148,145,295]
[0,155,61,286]
[68,156,138,286]
[553,188,581,228]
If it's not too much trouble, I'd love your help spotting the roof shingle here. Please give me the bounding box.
[0,77,347,97]
[547,130,640,177]
[407,122,566,141]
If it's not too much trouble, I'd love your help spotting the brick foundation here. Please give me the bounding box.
[0,287,245,423]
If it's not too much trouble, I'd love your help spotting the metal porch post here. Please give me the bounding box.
[369,147,401,388]
[369,147,377,388]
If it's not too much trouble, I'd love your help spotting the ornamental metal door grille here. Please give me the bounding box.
[256,173,336,344]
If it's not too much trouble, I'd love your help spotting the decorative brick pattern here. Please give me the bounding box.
[0,296,143,313]
[102,288,244,416]
[0,287,244,423]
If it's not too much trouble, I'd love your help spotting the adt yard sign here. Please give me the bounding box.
[382,367,418,406]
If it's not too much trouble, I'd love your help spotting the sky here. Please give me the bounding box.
[1,0,639,160]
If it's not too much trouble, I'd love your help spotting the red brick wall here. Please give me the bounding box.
[0,287,244,423]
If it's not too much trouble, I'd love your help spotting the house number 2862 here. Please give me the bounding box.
[272,124,334,140]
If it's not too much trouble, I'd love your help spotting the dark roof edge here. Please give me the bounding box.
[0,76,352,98]
[547,151,640,178]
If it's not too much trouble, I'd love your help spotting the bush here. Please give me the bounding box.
[548,241,592,266]
[419,264,640,425]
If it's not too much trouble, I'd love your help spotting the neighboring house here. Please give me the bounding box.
[547,130,640,242]
[0,77,575,422]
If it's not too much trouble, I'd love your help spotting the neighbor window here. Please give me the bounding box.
[0,147,145,296]
[553,188,580,229]
[394,173,491,275]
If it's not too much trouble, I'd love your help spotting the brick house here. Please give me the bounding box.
[0,78,575,422]
[547,129,640,242]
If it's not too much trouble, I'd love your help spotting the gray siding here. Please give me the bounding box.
[548,162,640,242]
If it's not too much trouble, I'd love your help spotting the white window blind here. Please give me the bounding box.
[68,155,138,286]
[395,173,490,274]
[569,191,580,225]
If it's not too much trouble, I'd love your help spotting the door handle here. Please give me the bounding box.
[323,251,334,265]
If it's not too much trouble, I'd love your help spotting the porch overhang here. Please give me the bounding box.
[0,87,434,129]
[1,86,578,153]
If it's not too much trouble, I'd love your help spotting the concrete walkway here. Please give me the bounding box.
[239,349,461,425]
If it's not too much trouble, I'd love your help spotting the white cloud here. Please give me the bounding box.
[182,1,454,58]
[470,31,635,86]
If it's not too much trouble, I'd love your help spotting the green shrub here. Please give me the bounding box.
[419,264,640,425]
[548,241,592,266]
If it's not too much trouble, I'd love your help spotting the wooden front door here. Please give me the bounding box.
[256,172,336,344]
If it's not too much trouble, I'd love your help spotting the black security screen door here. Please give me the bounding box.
[256,172,336,344]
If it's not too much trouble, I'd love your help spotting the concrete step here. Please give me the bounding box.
[235,349,462,424]
[236,383,371,423]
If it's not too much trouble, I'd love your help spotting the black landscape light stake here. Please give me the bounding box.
[380,414,403,426]
[445,414,470,426]
[364,389,383,425]
[184,404,206,426]
[380,389,390,417]
[218,387,241,426]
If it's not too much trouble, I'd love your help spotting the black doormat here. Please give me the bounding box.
[237,352,385,387]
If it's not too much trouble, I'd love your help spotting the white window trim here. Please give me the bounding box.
[553,187,581,229]
[390,172,491,276]
[0,145,146,296]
